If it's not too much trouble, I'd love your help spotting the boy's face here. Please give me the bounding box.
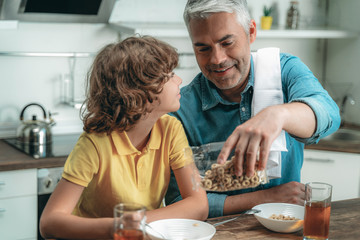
[154,73,182,114]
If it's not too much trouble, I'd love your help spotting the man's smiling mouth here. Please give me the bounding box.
[213,66,232,73]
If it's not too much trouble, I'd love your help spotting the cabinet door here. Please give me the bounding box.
[0,169,37,198]
[0,169,37,240]
[0,195,37,240]
[302,150,360,201]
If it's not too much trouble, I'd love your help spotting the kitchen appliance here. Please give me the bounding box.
[17,103,55,146]
[38,167,64,195]
[0,0,116,23]
[37,167,64,240]
[4,133,80,159]
[4,102,59,158]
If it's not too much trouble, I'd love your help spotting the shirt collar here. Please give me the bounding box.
[111,121,161,155]
[248,55,255,88]
[201,56,255,111]
[201,75,222,111]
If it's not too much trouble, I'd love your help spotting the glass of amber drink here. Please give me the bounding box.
[114,203,146,240]
[303,182,332,240]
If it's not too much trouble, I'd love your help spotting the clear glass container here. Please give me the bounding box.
[286,1,300,29]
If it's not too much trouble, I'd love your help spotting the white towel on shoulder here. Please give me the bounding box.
[251,48,287,179]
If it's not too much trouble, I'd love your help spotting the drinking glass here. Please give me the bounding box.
[303,182,332,240]
[184,146,202,191]
[113,203,146,240]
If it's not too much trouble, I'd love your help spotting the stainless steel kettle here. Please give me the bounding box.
[17,103,56,145]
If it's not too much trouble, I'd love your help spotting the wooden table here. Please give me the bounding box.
[206,198,360,240]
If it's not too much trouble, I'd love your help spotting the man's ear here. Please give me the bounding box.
[249,19,257,44]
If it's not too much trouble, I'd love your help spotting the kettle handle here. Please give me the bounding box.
[19,103,47,121]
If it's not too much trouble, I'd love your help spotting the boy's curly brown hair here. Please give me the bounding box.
[81,36,179,134]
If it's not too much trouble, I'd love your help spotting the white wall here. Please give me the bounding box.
[0,0,353,138]
[0,24,118,137]
[327,0,360,125]
[109,0,187,23]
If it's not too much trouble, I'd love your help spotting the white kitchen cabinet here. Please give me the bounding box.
[302,149,360,201]
[0,169,37,240]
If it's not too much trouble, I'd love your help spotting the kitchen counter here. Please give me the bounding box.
[305,139,360,154]
[305,124,360,154]
[0,140,67,171]
[207,198,360,239]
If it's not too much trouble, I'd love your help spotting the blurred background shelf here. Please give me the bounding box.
[0,52,95,57]
[110,22,189,38]
[110,22,359,39]
[257,27,359,39]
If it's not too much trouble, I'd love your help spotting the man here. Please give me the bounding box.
[165,0,340,218]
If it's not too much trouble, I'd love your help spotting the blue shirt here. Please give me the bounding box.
[165,53,341,218]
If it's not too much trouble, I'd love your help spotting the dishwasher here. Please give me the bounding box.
[37,167,64,240]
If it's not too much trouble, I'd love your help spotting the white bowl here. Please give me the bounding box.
[146,218,216,240]
[252,203,304,233]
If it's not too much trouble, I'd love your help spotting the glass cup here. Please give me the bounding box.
[184,146,201,191]
[113,203,146,240]
[303,182,332,240]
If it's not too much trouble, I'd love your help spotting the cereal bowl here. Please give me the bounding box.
[252,203,304,233]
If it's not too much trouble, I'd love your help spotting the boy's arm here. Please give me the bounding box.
[146,164,208,222]
[39,179,113,239]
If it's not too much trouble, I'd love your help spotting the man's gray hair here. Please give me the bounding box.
[183,0,251,35]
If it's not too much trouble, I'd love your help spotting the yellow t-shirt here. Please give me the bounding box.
[62,115,189,218]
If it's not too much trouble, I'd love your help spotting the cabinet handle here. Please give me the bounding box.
[0,208,6,213]
[305,158,335,163]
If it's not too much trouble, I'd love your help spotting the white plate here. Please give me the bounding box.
[146,218,216,240]
[252,203,304,233]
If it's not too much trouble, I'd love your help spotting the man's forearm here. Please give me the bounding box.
[278,102,316,138]
[223,190,268,215]
[223,181,305,215]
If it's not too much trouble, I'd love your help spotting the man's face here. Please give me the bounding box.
[188,12,256,91]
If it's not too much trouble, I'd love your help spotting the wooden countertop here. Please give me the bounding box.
[305,123,360,154]
[0,140,67,171]
[207,198,360,239]
[305,139,360,154]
